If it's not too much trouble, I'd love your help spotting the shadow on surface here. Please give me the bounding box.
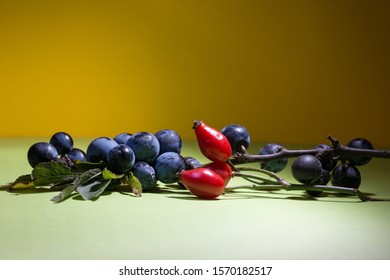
[2,182,390,203]
[168,188,390,203]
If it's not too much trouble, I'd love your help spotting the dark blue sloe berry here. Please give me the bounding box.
[132,161,157,192]
[50,132,74,155]
[331,164,361,189]
[107,144,136,174]
[86,137,118,163]
[27,142,59,168]
[291,155,322,185]
[313,168,331,185]
[154,129,182,154]
[259,143,288,173]
[347,138,374,166]
[184,156,202,170]
[306,169,331,197]
[126,132,160,164]
[113,132,133,145]
[221,124,250,154]
[154,152,186,184]
[314,144,337,171]
[67,148,87,162]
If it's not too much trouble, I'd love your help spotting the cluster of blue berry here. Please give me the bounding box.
[252,139,373,197]
[27,130,193,192]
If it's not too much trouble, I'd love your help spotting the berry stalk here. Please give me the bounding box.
[228,167,386,201]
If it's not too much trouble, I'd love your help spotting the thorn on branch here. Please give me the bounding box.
[327,135,340,148]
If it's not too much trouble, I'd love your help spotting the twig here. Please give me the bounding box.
[231,135,390,165]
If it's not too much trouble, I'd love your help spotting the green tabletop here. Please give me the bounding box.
[1,138,390,260]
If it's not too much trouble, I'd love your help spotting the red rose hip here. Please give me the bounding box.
[203,161,232,186]
[179,167,225,199]
[193,120,232,162]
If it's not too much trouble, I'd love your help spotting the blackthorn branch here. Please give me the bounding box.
[224,135,390,202]
[231,135,390,165]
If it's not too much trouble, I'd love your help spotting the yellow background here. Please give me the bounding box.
[1,0,389,147]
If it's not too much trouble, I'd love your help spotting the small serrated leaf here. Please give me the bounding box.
[51,184,77,203]
[120,172,142,197]
[78,168,102,185]
[102,168,124,180]
[51,168,103,203]
[31,161,76,186]
[10,174,35,190]
[76,179,111,201]
[72,160,106,172]
[129,172,142,196]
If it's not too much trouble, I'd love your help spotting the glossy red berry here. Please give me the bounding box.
[192,120,232,162]
[203,161,232,186]
[178,168,225,199]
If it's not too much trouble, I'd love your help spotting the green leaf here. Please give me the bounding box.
[77,179,111,201]
[120,172,142,197]
[51,168,102,203]
[51,184,77,203]
[10,174,35,189]
[77,168,102,185]
[31,161,76,186]
[72,160,106,172]
[102,168,124,180]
